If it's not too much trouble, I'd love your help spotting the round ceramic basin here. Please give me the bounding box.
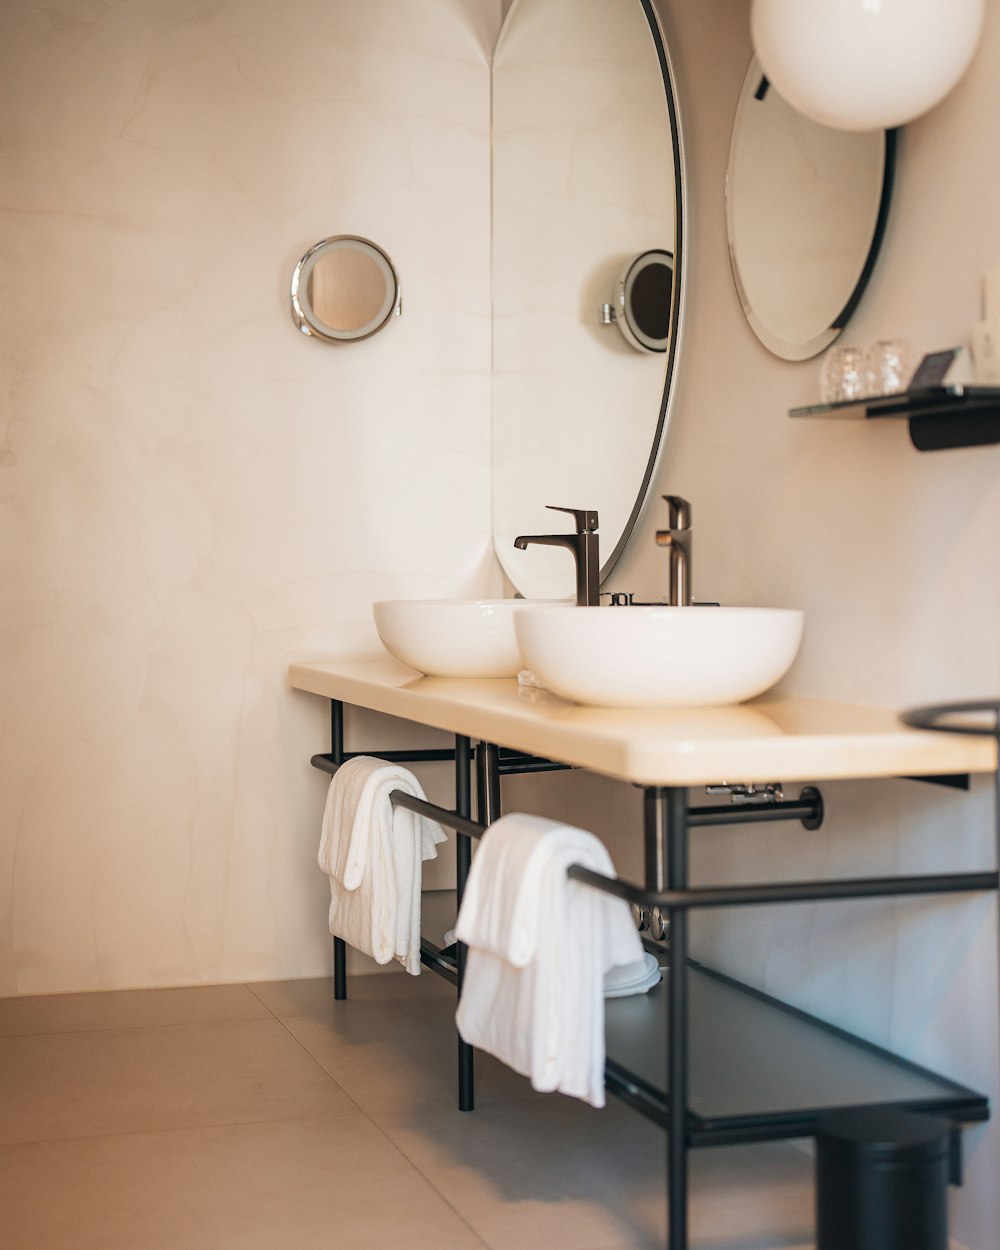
[372,598,565,678]
[514,605,804,707]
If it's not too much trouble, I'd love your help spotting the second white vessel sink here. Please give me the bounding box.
[373,598,567,678]
[514,605,804,707]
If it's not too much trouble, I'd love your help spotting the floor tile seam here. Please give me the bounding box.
[0,1110,374,1153]
[269,1012,382,1109]
[368,1115,657,1250]
[251,996,455,1022]
[360,1089,550,1129]
[0,1014,274,1042]
[243,982,290,1019]
[345,1106,494,1250]
[267,1015,492,1248]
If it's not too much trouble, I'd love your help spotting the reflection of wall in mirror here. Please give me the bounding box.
[492,0,677,599]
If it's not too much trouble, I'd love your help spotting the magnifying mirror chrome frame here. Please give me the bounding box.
[612,248,675,353]
[290,235,401,343]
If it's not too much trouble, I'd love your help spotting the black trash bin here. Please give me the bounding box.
[815,1107,951,1250]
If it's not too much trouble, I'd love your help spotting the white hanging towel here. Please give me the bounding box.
[318,757,447,975]
[455,812,643,1107]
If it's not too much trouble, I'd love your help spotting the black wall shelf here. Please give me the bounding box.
[790,385,1000,452]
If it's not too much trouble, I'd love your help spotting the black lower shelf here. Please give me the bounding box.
[418,891,988,1145]
[604,958,988,1145]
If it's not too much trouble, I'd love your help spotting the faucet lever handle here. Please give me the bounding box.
[545,505,599,533]
[661,495,691,529]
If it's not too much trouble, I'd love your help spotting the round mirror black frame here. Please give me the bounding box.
[290,235,401,343]
[725,61,895,362]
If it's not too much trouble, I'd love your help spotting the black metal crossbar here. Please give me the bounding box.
[567,865,999,910]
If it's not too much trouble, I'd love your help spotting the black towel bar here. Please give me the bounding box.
[313,754,996,912]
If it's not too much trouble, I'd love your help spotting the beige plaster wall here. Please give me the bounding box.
[0,0,501,996]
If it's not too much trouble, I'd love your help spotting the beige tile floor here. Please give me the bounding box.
[0,971,817,1250]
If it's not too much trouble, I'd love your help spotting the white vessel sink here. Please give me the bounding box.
[372,598,566,678]
[514,605,804,707]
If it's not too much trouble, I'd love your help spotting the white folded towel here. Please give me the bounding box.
[318,757,447,975]
[454,812,643,1107]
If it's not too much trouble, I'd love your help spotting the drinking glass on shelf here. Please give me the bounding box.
[863,339,918,397]
[819,346,864,404]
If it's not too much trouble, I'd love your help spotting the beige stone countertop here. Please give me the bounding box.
[288,656,997,788]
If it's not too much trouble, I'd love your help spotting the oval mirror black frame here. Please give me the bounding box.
[592,0,684,580]
[491,0,686,599]
[290,235,401,343]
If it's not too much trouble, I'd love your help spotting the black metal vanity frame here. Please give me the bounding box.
[310,698,998,1250]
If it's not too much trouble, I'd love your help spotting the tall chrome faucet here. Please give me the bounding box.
[514,506,600,606]
[656,494,692,606]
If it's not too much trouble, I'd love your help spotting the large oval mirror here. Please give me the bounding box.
[491,0,683,599]
[726,58,894,361]
[290,235,401,343]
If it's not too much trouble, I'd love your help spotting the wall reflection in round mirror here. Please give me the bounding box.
[726,58,893,361]
[290,236,401,343]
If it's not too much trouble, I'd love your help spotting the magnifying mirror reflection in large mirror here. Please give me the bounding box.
[491,0,683,599]
[726,58,894,361]
[605,249,675,353]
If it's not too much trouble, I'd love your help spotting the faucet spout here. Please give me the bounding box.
[655,494,692,606]
[514,506,600,606]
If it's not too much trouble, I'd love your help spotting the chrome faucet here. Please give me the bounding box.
[656,494,692,606]
[514,506,600,606]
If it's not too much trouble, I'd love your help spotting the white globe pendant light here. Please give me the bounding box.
[751,0,986,131]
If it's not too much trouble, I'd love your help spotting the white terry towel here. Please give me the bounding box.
[318,757,447,975]
[455,812,643,1107]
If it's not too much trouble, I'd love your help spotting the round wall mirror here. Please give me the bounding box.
[726,58,893,361]
[491,0,683,599]
[290,236,401,342]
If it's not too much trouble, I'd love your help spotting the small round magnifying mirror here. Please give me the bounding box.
[609,249,674,354]
[290,236,401,342]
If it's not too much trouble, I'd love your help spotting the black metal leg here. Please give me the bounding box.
[330,698,344,764]
[455,734,475,1111]
[333,936,347,1000]
[476,741,502,823]
[646,785,690,1250]
[331,700,348,1001]
[644,787,667,891]
[454,742,504,1113]
[994,720,1000,873]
